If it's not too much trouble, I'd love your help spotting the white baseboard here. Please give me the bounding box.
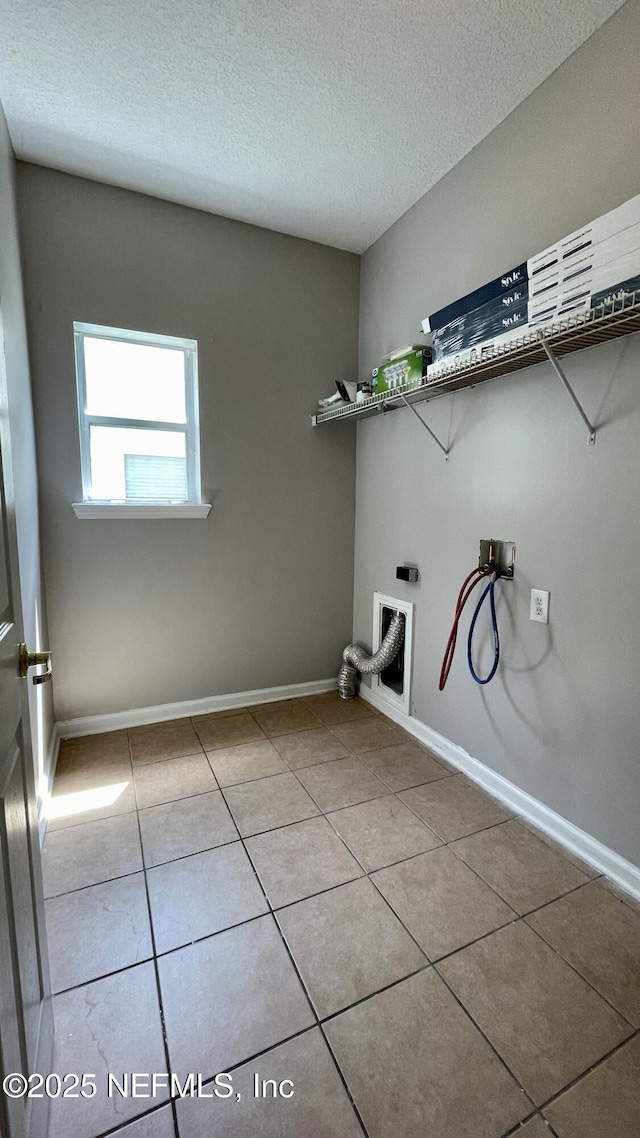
[361,688,640,903]
[55,677,338,739]
[38,724,60,847]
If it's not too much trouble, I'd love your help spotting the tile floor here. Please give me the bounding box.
[42,693,640,1138]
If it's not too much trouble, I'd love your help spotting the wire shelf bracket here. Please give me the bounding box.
[399,394,449,459]
[537,334,597,445]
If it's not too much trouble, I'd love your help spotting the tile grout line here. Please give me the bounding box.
[446,819,596,896]
[314,1023,370,1138]
[94,1099,177,1138]
[512,819,602,882]
[520,920,637,1029]
[316,963,433,1028]
[500,1109,559,1138]
[432,962,539,1118]
[295,782,390,818]
[519,877,604,921]
[367,872,522,968]
[360,764,454,791]
[539,1118,562,1138]
[600,882,640,917]
[46,807,135,836]
[127,729,180,1138]
[213,776,373,1138]
[172,1022,321,1082]
[44,867,143,902]
[132,747,206,767]
[536,1025,640,1113]
[445,829,595,918]
[51,954,158,1000]
[136,781,221,811]
[539,1116,561,1138]
[396,787,515,845]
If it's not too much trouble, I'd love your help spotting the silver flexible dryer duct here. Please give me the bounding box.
[338,611,405,699]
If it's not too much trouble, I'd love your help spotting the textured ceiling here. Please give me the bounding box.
[0,0,627,252]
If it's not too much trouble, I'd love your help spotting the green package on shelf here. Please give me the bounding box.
[373,349,431,394]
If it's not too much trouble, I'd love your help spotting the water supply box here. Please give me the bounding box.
[372,348,431,394]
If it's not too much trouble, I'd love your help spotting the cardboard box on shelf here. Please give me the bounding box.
[422,263,527,333]
[432,291,529,357]
[423,194,640,346]
[528,193,640,281]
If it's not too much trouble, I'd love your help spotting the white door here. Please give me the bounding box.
[0,304,52,1137]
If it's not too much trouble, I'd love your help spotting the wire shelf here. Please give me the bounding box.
[311,289,640,426]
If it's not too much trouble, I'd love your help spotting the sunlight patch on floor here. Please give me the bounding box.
[47,782,130,820]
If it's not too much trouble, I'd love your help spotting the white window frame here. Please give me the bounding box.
[72,322,210,518]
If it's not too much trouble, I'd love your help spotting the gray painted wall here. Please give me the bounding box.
[17,166,359,720]
[357,0,640,866]
[0,106,53,790]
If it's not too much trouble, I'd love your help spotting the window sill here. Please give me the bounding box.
[72,503,212,519]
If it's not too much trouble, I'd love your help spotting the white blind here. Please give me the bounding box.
[124,454,188,500]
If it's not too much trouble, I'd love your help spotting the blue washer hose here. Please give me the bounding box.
[467,572,501,684]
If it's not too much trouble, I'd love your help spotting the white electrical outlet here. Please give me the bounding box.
[530,589,549,624]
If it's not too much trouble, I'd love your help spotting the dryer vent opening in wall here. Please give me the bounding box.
[372,593,414,715]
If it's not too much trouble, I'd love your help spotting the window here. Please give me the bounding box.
[73,323,209,517]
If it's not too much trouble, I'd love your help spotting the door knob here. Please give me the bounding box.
[18,644,53,685]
